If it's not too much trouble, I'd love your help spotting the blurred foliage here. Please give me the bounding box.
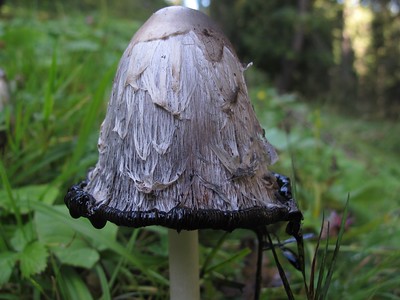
[249,84,400,298]
[211,0,400,119]
[0,1,399,299]
[7,0,166,20]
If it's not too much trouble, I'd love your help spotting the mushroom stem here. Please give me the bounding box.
[168,229,200,300]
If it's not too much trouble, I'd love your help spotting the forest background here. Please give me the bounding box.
[0,0,399,299]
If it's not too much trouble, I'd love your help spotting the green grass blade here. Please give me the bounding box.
[95,264,111,300]
[0,160,23,229]
[320,197,350,298]
[201,231,229,277]
[309,213,325,299]
[294,227,309,298]
[204,247,251,275]
[108,229,140,289]
[43,42,58,128]
[266,231,294,300]
[315,223,330,300]
[60,267,93,300]
[49,254,66,300]
[56,63,116,184]
[28,277,50,300]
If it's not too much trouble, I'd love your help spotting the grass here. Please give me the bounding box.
[1,2,399,299]
[250,86,400,298]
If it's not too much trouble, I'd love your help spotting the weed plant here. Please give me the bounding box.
[0,3,399,300]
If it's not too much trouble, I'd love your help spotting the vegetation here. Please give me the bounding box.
[211,0,400,118]
[0,1,399,299]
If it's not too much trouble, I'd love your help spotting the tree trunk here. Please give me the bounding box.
[277,0,309,93]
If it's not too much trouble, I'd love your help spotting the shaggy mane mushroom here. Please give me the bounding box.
[65,6,302,300]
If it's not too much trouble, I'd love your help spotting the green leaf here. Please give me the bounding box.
[10,222,35,252]
[0,251,17,286]
[264,127,288,150]
[35,205,103,269]
[55,241,99,269]
[16,185,59,205]
[0,184,59,214]
[31,201,168,285]
[19,241,48,278]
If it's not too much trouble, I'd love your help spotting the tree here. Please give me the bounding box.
[211,0,339,97]
[211,0,400,118]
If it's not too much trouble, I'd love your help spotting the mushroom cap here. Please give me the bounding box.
[64,6,302,231]
[131,5,235,62]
